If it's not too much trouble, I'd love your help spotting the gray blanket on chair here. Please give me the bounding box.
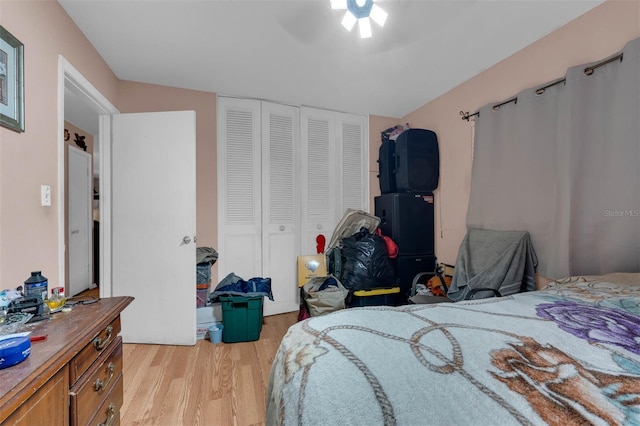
[447,228,538,301]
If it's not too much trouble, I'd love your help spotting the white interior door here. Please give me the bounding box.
[217,98,263,282]
[300,107,337,255]
[261,102,299,315]
[338,113,369,213]
[299,108,369,255]
[67,145,92,297]
[111,111,196,345]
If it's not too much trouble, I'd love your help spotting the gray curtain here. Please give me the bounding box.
[467,37,639,279]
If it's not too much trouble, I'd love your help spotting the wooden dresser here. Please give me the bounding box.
[0,296,133,425]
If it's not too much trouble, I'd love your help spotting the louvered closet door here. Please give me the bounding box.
[338,113,369,213]
[261,102,299,315]
[217,98,262,282]
[300,107,337,255]
[300,108,369,255]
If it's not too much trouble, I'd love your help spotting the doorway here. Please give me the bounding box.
[58,56,118,298]
[59,58,198,345]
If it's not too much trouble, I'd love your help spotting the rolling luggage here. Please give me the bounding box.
[377,137,396,194]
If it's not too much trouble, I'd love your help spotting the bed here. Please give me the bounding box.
[266,273,640,425]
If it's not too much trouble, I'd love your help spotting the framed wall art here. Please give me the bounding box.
[0,25,24,133]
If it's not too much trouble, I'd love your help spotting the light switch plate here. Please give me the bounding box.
[41,185,51,206]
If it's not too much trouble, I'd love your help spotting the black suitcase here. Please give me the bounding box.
[395,129,439,193]
[377,137,396,194]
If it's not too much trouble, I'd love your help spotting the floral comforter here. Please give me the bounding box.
[266,277,640,425]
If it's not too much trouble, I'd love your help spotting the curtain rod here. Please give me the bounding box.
[535,77,566,95]
[460,52,624,121]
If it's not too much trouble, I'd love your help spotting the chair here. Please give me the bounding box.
[410,228,537,304]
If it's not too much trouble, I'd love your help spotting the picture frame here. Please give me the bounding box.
[0,25,24,133]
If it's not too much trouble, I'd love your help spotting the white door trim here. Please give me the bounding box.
[58,56,119,297]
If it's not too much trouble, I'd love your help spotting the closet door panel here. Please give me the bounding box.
[339,114,369,213]
[300,107,336,255]
[217,98,262,282]
[263,231,297,313]
[262,102,299,315]
[222,234,262,282]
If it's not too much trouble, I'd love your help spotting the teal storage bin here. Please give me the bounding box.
[219,295,264,343]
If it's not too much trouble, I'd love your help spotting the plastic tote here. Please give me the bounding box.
[219,295,263,343]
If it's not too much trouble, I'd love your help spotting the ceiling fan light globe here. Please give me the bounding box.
[342,12,357,31]
[358,17,372,38]
[370,4,387,27]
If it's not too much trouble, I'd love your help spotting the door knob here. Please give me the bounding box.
[182,236,192,245]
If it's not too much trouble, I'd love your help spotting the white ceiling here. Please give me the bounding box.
[60,0,602,124]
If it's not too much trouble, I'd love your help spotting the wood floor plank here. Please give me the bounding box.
[121,311,298,425]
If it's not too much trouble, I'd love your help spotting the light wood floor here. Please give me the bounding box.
[119,311,298,425]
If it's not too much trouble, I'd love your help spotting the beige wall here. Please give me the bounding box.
[400,0,640,265]
[0,0,119,288]
[117,81,218,278]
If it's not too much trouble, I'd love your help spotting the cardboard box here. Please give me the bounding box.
[297,255,327,287]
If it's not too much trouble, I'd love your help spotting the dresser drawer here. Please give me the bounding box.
[89,373,123,426]
[70,336,123,426]
[70,316,121,384]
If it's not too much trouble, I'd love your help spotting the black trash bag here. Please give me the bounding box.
[339,228,396,291]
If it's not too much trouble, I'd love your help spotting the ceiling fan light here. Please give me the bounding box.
[370,4,387,27]
[342,12,357,31]
[331,0,347,10]
[358,17,372,38]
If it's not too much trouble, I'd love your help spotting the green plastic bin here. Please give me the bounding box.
[219,295,264,343]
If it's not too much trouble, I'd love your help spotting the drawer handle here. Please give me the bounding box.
[98,403,116,426]
[94,362,116,392]
[93,325,113,351]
